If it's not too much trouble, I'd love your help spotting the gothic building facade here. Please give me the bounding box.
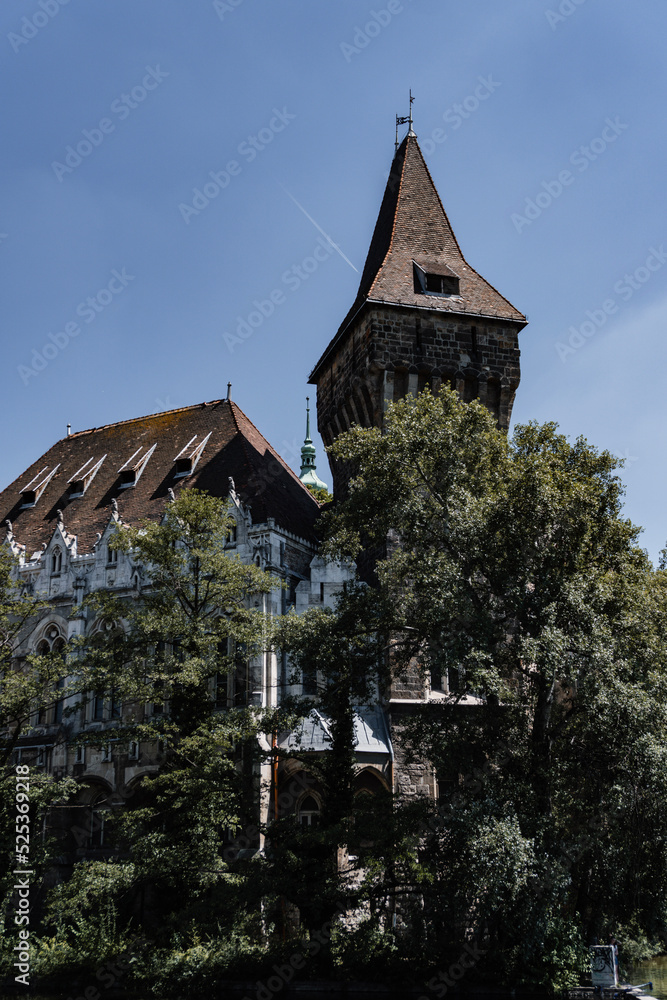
[1,127,525,856]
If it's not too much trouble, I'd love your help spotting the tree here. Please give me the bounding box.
[54,490,280,945]
[0,548,62,767]
[319,387,667,986]
[0,548,77,959]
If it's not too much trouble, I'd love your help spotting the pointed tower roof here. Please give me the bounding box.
[311,134,525,380]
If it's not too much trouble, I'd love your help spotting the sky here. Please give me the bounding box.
[1,0,666,559]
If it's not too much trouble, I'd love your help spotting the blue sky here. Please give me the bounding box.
[2,0,666,559]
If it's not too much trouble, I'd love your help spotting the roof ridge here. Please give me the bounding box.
[64,399,226,441]
[367,137,408,299]
[229,401,321,502]
[409,135,465,260]
[228,399,258,498]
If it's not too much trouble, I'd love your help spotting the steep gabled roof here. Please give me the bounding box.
[310,134,525,380]
[0,399,320,554]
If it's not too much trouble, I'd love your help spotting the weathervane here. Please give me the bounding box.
[395,90,415,151]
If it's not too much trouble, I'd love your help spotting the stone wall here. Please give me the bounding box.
[315,303,522,494]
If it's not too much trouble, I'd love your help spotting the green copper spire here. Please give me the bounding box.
[299,397,328,495]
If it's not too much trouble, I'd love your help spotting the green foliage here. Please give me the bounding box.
[9,405,667,991]
[127,925,269,997]
[45,860,136,927]
[318,388,667,983]
[305,483,334,504]
[615,919,663,967]
[73,489,276,732]
[329,918,399,978]
[0,547,82,931]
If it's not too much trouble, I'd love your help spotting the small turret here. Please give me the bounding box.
[299,397,328,497]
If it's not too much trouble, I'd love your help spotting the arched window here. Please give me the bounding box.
[51,548,62,574]
[298,794,321,828]
[35,628,66,725]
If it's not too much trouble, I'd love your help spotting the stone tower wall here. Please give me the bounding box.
[315,304,521,494]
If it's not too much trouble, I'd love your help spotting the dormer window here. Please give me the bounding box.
[68,455,106,498]
[20,464,60,508]
[173,433,211,478]
[117,443,156,489]
[413,259,460,297]
[51,548,62,575]
[106,546,118,566]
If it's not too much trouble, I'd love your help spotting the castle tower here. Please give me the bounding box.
[309,130,527,495]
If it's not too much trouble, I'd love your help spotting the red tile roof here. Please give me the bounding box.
[311,134,526,380]
[0,399,320,554]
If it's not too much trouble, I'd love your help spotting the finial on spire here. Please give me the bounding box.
[395,89,415,151]
[305,396,312,444]
[226,382,232,401]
